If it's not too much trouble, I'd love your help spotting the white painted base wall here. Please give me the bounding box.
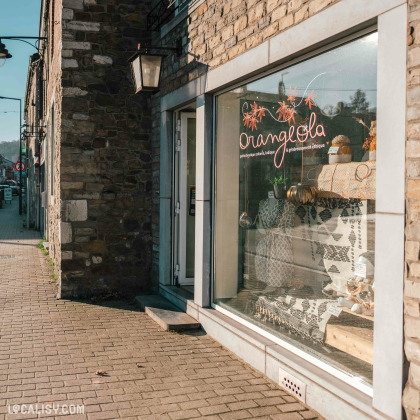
[160,286,390,420]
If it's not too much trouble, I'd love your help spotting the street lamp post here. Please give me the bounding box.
[0,96,22,215]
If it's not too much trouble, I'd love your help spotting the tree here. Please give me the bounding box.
[349,89,369,113]
[0,140,19,163]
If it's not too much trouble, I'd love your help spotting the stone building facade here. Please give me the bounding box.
[404,1,420,418]
[24,54,42,231]
[25,0,420,418]
[148,1,418,419]
[25,0,154,298]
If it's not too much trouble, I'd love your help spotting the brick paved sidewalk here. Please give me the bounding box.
[0,199,321,419]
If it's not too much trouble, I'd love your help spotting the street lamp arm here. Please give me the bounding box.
[0,37,46,52]
[0,96,22,102]
[7,38,39,51]
[0,36,47,39]
[0,36,47,53]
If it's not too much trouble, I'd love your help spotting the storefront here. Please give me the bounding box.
[215,29,377,383]
[156,1,407,418]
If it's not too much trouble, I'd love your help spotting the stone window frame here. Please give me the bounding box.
[158,1,407,418]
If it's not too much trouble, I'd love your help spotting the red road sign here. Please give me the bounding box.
[14,161,26,172]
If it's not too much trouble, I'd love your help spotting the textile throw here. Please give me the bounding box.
[250,292,338,342]
[255,199,295,287]
[255,231,293,287]
[293,198,371,295]
[258,198,295,234]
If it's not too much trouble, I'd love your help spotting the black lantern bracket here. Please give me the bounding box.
[129,39,182,61]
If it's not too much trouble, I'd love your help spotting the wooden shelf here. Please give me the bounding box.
[340,307,374,322]
[325,323,373,365]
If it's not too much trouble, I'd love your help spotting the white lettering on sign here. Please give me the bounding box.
[327,305,343,317]
[328,146,340,155]
[354,262,367,278]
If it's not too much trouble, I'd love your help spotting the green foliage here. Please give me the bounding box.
[268,174,289,186]
[37,239,57,282]
[37,240,49,255]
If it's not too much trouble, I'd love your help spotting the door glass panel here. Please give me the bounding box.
[186,118,196,278]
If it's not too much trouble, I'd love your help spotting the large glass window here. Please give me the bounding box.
[214,33,377,384]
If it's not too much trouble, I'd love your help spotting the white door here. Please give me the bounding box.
[174,112,196,286]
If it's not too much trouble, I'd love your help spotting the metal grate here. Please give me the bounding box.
[147,0,193,31]
[0,255,15,259]
[279,367,307,403]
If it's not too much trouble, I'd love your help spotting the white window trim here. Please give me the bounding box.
[372,5,406,419]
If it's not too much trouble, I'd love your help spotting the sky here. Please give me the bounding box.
[0,0,41,144]
[248,32,378,113]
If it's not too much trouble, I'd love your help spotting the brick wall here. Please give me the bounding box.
[404,2,420,418]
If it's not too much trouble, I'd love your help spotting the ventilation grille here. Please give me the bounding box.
[279,367,307,403]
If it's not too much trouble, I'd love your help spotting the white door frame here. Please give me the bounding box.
[176,112,196,286]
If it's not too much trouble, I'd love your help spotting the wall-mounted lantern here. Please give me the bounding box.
[128,41,182,93]
[0,42,12,59]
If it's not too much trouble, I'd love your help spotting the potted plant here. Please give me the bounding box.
[354,118,377,161]
[269,174,289,199]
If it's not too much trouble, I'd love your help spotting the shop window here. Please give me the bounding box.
[214,33,377,384]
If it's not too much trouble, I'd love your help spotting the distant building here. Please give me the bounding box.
[0,154,14,183]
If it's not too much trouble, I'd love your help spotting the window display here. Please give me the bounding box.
[214,33,377,383]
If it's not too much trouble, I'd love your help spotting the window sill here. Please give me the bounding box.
[160,0,206,39]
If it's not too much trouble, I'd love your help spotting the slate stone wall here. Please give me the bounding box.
[56,0,154,298]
